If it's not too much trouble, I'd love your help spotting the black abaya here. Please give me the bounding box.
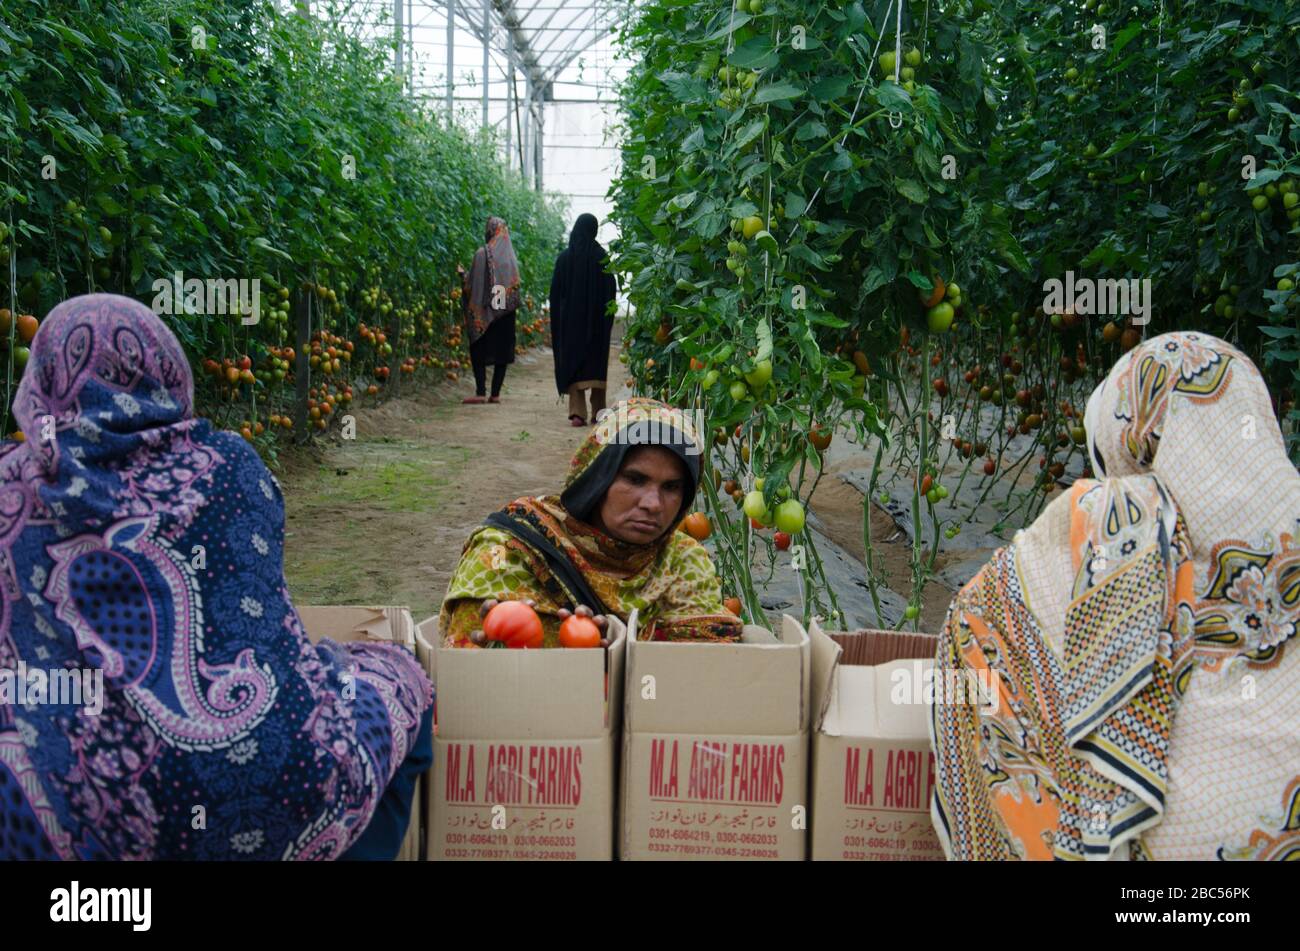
[550,214,618,397]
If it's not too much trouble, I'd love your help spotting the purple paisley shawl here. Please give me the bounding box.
[0,294,432,860]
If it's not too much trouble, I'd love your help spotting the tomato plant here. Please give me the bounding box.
[612,0,1300,631]
[0,0,565,446]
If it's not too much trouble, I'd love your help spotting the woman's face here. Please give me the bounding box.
[592,446,689,544]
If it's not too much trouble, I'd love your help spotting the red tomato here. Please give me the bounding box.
[774,531,791,551]
[482,600,543,649]
[559,615,602,649]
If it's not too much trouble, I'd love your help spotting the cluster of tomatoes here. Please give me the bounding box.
[0,309,39,374]
[201,353,257,391]
[473,600,605,649]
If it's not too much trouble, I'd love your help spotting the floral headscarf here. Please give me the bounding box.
[0,294,431,860]
[439,398,741,646]
[930,332,1299,861]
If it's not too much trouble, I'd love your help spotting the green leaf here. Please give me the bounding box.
[754,81,804,103]
[756,317,773,362]
[874,81,913,112]
[704,12,752,42]
[733,117,767,151]
[667,191,698,213]
[809,75,852,101]
[1110,22,1144,57]
[729,36,776,68]
[894,178,928,204]
[860,266,887,296]
[1027,160,1057,182]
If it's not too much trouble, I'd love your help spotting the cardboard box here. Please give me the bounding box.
[298,605,423,862]
[808,620,944,861]
[420,615,626,861]
[620,613,811,860]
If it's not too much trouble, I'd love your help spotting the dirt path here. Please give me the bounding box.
[277,330,962,632]
[278,337,632,623]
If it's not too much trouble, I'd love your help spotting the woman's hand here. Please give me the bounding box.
[557,604,612,648]
[469,598,537,646]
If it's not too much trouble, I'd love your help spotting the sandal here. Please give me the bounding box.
[462,396,487,404]
[569,414,586,427]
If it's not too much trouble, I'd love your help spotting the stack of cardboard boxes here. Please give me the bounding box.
[302,605,946,861]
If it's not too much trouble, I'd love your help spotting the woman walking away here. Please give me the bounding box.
[439,398,741,646]
[0,294,433,860]
[550,213,618,426]
[929,331,1300,861]
[462,215,522,404]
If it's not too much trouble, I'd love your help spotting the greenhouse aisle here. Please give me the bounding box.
[278,333,630,623]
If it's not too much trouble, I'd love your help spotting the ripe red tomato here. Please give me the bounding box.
[774,531,792,551]
[482,601,543,649]
[920,474,933,495]
[682,511,713,540]
[558,615,602,649]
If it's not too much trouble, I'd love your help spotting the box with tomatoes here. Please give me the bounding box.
[619,613,812,861]
[416,614,627,861]
[297,605,423,862]
[806,621,944,862]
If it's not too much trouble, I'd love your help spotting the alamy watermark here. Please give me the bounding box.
[890,662,1000,713]
[1,662,104,716]
[594,404,708,457]
[151,270,261,324]
[1042,270,1151,326]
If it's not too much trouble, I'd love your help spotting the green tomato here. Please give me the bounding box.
[777,483,792,500]
[754,477,766,492]
[1253,195,1269,212]
[703,369,721,389]
[1284,192,1299,209]
[945,281,961,301]
[1197,181,1209,197]
[879,50,897,75]
[744,358,772,390]
[774,499,806,534]
[729,380,749,401]
[1214,294,1230,317]
[879,492,891,505]
[936,484,949,500]
[743,491,771,522]
[900,66,915,82]
[1278,278,1295,292]
[926,488,940,505]
[903,605,920,620]
[904,47,922,67]
[926,301,955,333]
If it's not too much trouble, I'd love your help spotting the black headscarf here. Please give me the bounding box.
[550,213,618,396]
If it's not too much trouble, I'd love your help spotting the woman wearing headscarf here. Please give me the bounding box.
[550,213,618,427]
[929,331,1299,861]
[462,215,523,404]
[0,294,432,860]
[439,398,741,646]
